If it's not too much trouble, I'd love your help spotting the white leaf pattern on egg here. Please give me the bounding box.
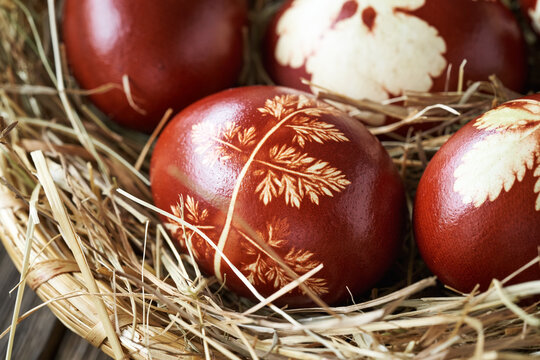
[535,162,540,211]
[474,100,540,131]
[240,218,329,295]
[453,100,540,210]
[529,2,540,35]
[275,0,447,101]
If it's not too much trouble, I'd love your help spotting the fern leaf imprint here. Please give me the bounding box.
[255,145,351,208]
[241,218,329,295]
[166,196,215,260]
[454,100,540,210]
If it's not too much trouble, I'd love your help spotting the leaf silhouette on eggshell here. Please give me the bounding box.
[254,94,351,208]
[287,115,349,148]
[258,94,298,119]
[190,93,352,280]
[274,0,447,101]
[254,169,279,206]
[241,218,329,295]
[255,144,351,208]
[258,94,342,119]
[474,100,540,131]
[166,195,215,261]
[528,3,540,34]
[453,100,540,211]
[184,195,209,224]
[192,93,351,208]
[191,121,257,165]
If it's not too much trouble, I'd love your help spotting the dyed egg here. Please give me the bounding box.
[520,0,540,34]
[63,0,247,133]
[151,86,406,307]
[265,0,526,127]
[414,95,540,292]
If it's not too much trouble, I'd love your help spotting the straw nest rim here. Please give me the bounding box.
[0,1,539,359]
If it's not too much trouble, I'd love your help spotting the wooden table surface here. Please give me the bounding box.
[0,245,110,360]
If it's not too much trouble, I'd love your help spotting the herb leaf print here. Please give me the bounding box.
[287,115,349,148]
[474,100,540,131]
[241,218,328,295]
[254,169,279,206]
[191,94,351,209]
[192,121,257,165]
[453,100,540,210]
[189,92,352,279]
[258,94,342,119]
[255,144,351,208]
[166,195,215,260]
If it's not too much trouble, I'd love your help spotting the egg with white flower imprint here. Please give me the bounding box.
[150,86,406,307]
[265,0,526,129]
[413,95,540,293]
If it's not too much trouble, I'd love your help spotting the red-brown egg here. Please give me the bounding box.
[520,0,540,34]
[63,0,247,133]
[265,0,526,128]
[414,95,540,293]
[150,86,406,307]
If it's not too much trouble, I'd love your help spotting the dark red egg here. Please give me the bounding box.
[63,0,247,133]
[265,0,526,128]
[520,0,540,34]
[150,86,406,307]
[414,95,540,293]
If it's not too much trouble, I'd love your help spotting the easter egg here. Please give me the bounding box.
[414,95,540,292]
[265,0,526,128]
[150,86,406,307]
[63,0,247,133]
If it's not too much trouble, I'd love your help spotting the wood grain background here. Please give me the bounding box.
[0,246,109,359]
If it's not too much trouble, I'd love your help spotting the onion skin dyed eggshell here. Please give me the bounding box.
[63,0,247,133]
[150,86,406,307]
[265,0,526,125]
[520,0,540,34]
[413,95,540,293]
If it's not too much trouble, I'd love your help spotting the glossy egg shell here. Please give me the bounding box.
[150,86,406,307]
[520,0,540,34]
[414,95,540,293]
[265,0,526,107]
[63,0,247,133]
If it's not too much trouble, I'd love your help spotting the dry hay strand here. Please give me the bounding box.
[0,0,539,359]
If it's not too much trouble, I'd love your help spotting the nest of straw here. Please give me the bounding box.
[0,0,539,359]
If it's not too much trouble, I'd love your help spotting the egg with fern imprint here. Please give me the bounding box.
[150,86,406,307]
[414,95,540,293]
